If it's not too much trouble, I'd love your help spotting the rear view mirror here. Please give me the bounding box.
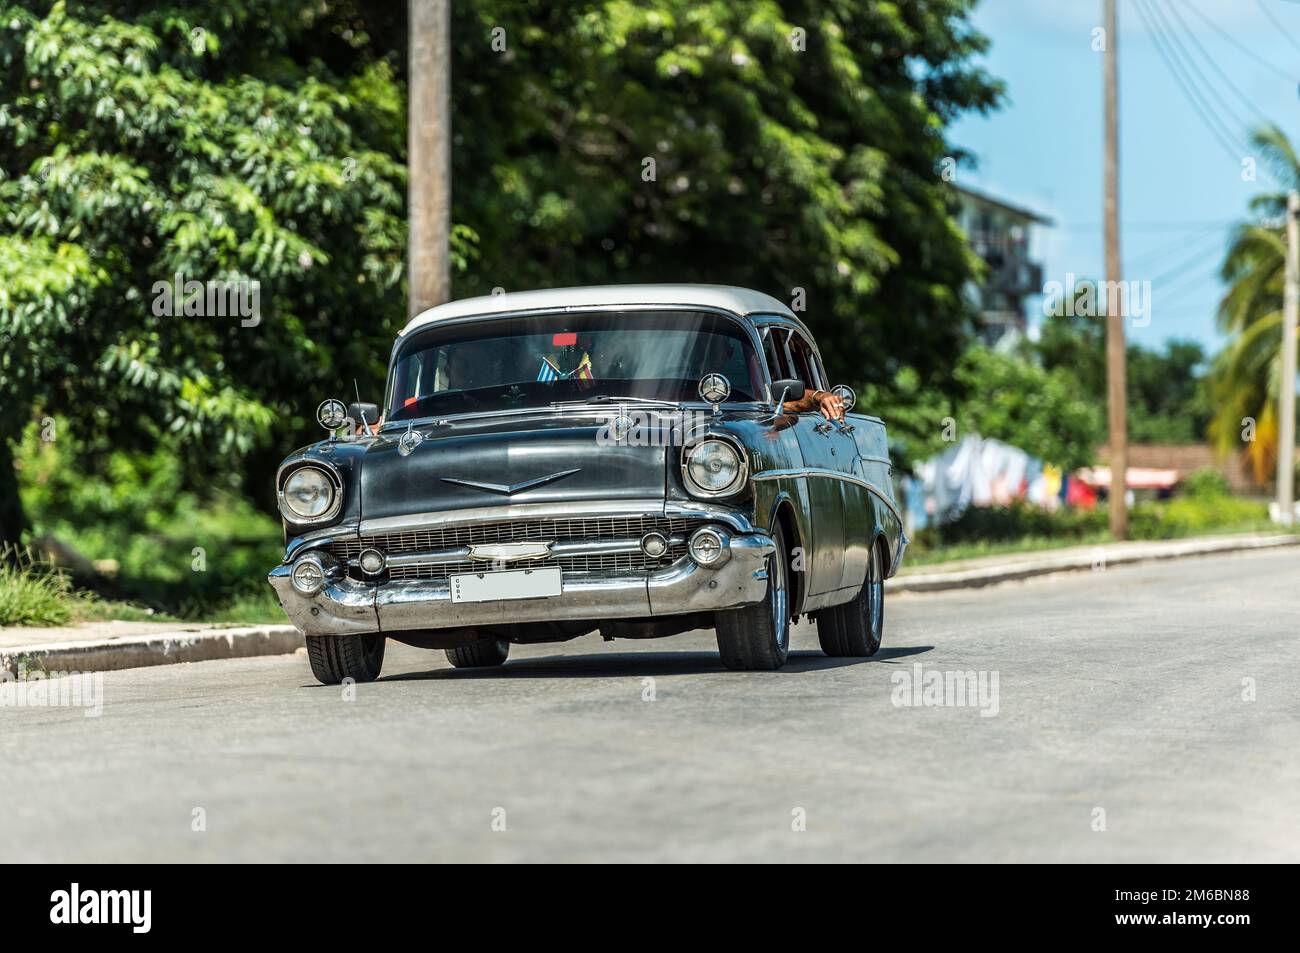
[770,378,806,403]
[348,401,380,432]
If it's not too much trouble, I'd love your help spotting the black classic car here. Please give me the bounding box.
[268,285,907,684]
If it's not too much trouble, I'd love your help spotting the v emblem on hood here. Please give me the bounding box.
[441,468,581,496]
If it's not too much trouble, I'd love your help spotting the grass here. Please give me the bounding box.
[903,532,1111,568]
[0,556,75,627]
[0,548,279,628]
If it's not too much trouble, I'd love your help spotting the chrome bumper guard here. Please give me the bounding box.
[268,529,775,638]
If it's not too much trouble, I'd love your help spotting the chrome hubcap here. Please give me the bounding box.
[866,547,883,636]
[770,533,789,650]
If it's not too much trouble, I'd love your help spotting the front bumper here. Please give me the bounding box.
[268,531,775,637]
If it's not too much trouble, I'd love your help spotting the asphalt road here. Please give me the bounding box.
[3,548,1297,863]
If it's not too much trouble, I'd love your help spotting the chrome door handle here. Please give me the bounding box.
[814,421,834,435]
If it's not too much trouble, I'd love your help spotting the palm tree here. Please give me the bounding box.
[1211,124,1300,483]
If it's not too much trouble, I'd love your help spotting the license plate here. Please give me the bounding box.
[449,566,563,603]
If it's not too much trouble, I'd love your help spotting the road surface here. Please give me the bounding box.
[3,548,1297,862]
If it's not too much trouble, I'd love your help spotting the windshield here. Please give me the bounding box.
[386,309,764,422]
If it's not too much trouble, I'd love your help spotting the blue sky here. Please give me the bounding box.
[948,0,1300,353]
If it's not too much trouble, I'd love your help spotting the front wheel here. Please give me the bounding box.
[715,523,791,670]
[305,633,386,684]
[818,539,885,657]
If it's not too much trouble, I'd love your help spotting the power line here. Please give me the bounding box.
[1161,0,1268,124]
[1255,0,1300,59]
[1144,231,1226,287]
[1146,0,1252,147]
[1127,227,1226,274]
[1131,0,1246,163]
[1183,0,1294,83]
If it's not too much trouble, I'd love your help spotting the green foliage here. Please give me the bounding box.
[951,347,1102,470]
[451,0,1002,394]
[916,499,1107,548]
[912,491,1270,559]
[1035,306,1212,444]
[17,420,282,617]
[866,346,1104,473]
[1208,123,1300,482]
[0,550,73,626]
[0,0,441,515]
[1129,495,1270,539]
[1180,466,1232,499]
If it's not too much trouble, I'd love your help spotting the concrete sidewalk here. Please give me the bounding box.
[890,531,1299,593]
[0,620,301,676]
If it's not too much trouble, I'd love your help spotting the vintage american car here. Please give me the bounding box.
[268,285,906,684]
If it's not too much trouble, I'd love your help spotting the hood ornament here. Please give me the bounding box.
[442,468,580,495]
[398,423,424,457]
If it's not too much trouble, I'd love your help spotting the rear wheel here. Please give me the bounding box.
[715,522,791,670]
[818,539,885,657]
[305,633,386,685]
[446,638,510,668]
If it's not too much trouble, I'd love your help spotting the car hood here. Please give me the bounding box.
[358,411,669,522]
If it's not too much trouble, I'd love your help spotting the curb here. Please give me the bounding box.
[888,533,1300,594]
[0,625,303,676]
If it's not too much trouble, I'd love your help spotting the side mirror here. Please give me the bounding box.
[770,378,806,404]
[348,401,380,428]
[831,384,856,413]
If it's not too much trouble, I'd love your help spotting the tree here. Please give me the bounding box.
[1210,123,1300,483]
[867,347,1104,473]
[1037,297,1212,445]
[0,0,437,545]
[449,0,1002,391]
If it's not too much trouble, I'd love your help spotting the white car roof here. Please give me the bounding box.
[400,284,796,336]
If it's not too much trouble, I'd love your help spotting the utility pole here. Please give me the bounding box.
[1276,190,1299,524]
[408,0,452,319]
[1103,0,1128,539]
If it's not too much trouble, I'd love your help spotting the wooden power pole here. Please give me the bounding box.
[408,0,452,319]
[1103,0,1128,539]
[1277,190,1299,524]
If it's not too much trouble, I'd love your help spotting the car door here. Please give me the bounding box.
[762,325,845,598]
[783,328,867,593]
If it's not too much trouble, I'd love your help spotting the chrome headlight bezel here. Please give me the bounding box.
[681,437,749,499]
[277,463,343,525]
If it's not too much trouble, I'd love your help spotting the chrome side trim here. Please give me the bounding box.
[751,467,904,528]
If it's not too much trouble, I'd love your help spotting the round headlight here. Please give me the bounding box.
[282,467,336,521]
[683,439,745,497]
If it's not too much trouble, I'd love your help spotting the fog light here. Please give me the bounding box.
[358,548,386,576]
[640,532,668,558]
[291,556,326,595]
[689,527,730,567]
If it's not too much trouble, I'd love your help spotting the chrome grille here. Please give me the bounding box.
[330,515,701,581]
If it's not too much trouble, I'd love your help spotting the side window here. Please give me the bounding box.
[788,333,824,391]
[761,328,791,381]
